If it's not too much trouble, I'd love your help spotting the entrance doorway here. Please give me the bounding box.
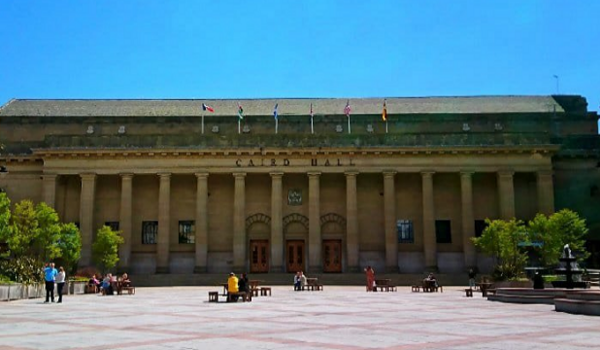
[286,240,305,273]
[249,240,269,273]
[323,239,342,272]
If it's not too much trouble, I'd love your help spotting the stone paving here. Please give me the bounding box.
[1,286,599,350]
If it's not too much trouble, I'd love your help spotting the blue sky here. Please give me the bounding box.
[1,1,598,115]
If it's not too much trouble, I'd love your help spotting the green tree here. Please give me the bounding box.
[472,218,529,280]
[33,202,61,261]
[8,200,38,257]
[92,225,124,273]
[56,222,82,273]
[529,209,589,266]
[0,192,11,258]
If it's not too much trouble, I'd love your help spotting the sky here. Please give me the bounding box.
[1,1,599,116]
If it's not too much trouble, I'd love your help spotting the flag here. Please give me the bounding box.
[202,103,214,113]
[237,102,244,120]
[382,99,387,121]
[273,103,278,120]
[310,103,314,118]
[344,100,351,117]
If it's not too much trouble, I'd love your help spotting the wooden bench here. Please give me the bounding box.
[260,287,272,296]
[208,291,219,302]
[250,287,259,297]
[465,288,473,297]
[121,286,135,295]
[227,291,251,302]
[411,285,421,292]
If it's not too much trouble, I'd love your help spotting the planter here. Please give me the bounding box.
[27,283,44,299]
[0,283,24,301]
[69,281,86,295]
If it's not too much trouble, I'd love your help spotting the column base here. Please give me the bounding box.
[155,266,170,274]
[385,266,399,273]
[194,266,207,273]
[269,266,284,273]
[347,266,361,273]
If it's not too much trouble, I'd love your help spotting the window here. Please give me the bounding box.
[397,220,414,243]
[105,221,120,231]
[142,221,158,244]
[435,220,452,243]
[178,220,195,244]
[474,220,488,238]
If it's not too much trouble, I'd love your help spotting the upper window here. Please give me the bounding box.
[397,220,414,243]
[178,220,195,244]
[142,221,158,244]
[435,220,452,244]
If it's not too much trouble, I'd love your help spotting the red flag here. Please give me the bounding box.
[344,100,351,117]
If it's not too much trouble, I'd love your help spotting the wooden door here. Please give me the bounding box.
[286,240,305,273]
[250,240,269,273]
[323,239,342,272]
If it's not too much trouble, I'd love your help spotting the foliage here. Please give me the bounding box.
[75,266,101,278]
[55,222,82,274]
[0,192,11,258]
[0,256,44,284]
[8,200,38,257]
[472,218,529,280]
[92,225,124,273]
[33,202,62,260]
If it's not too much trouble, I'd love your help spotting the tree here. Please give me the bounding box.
[8,200,38,257]
[92,225,124,273]
[472,218,529,280]
[33,202,61,261]
[0,192,11,258]
[56,222,82,274]
[529,209,589,266]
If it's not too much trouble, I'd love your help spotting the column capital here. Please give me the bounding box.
[269,172,284,178]
[157,172,171,178]
[536,170,554,178]
[119,173,134,179]
[233,172,247,178]
[420,170,435,177]
[80,173,96,180]
[383,170,397,178]
[194,172,209,179]
[460,171,474,177]
[307,171,321,177]
[497,170,515,178]
[42,174,58,180]
[345,171,359,177]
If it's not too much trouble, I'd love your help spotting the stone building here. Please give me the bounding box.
[0,96,598,274]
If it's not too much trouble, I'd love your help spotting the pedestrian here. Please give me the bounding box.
[364,266,375,292]
[468,268,476,289]
[56,266,66,303]
[43,262,57,303]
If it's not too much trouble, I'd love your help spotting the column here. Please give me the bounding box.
[308,172,321,273]
[537,170,555,215]
[42,174,57,208]
[460,172,476,268]
[118,173,133,272]
[156,173,171,273]
[232,173,246,271]
[270,172,284,272]
[421,171,437,270]
[79,173,96,267]
[383,171,398,273]
[497,171,515,219]
[346,171,359,272]
[194,173,209,273]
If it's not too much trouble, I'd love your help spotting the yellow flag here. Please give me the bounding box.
[382,99,388,121]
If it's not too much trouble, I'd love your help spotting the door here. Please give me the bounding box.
[250,240,269,273]
[286,240,305,273]
[323,239,342,272]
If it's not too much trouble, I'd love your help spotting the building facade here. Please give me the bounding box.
[0,96,599,274]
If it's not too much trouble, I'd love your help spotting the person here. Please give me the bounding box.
[43,262,57,303]
[101,274,114,295]
[121,273,131,287]
[468,268,476,289]
[56,266,66,303]
[424,272,438,291]
[293,271,302,291]
[89,274,101,293]
[533,271,545,289]
[364,266,375,292]
[238,273,249,294]
[227,272,239,302]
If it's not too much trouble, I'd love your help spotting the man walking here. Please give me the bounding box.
[44,262,57,303]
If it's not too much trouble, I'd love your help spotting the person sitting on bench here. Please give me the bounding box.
[238,272,249,294]
[227,272,239,301]
[294,272,302,291]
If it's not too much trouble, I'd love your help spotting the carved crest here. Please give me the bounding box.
[287,189,302,206]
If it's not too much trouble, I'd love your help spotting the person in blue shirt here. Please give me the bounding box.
[43,262,58,303]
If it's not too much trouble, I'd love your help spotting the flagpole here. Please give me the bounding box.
[202,112,205,135]
[275,118,278,134]
[385,120,388,134]
[347,116,351,134]
[238,118,241,134]
[311,116,314,134]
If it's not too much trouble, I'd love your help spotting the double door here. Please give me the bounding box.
[286,240,305,273]
[323,239,342,273]
[249,240,269,273]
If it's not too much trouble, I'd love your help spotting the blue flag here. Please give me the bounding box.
[273,103,279,120]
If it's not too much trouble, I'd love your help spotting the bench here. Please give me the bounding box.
[250,287,259,297]
[411,285,421,292]
[121,286,136,295]
[465,288,473,297]
[227,291,251,302]
[208,291,219,302]
[260,287,272,296]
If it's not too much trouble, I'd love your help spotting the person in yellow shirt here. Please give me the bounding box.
[227,272,239,302]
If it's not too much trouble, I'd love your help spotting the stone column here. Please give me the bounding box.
[460,172,476,268]
[118,173,133,272]
[79,173,96,267]
[383,171,398,273]
[42,174,57,208]
[537,170,555,215]
[233,173,246,271]
[346,171,359,272]
[194,173,209,273]
[497,171,515,219]
[308,172,321,273]
[270,172,284,272]
[421,171,437,270]
[156,173,171,273]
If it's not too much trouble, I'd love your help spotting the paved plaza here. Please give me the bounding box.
[1,286,599,350]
